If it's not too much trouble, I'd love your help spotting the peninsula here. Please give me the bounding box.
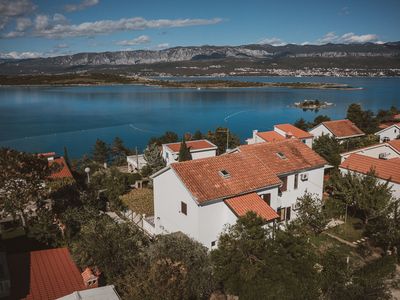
[0,73,357,90]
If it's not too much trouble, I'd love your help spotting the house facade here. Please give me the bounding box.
[152,139,326,248]
[375,123,400,142]
[246,123,314,148]
[340,140,400,162]
[339,154,400,199]
[162,139,217,165]
[309,119,365,143]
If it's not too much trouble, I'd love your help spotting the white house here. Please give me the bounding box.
[309,119,365,143]
[162,139,217,165]
[340,154,400,199]
[375,123,400,142]
[151,139,327,248]
[340,140,400,162]
[247,123,314,148]
[127,154,147,173]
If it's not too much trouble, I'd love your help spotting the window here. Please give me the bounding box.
[277,152,286,159]
[261,193,271,206]
[219,169,231,179]
[280,176,288,192]
[286,207,291,221]
[166,152,169,159]
[181,201,187,215]
[302,139,306,144]
[277,207,291,222]
[211,241,216,247]
[294,174,299,189]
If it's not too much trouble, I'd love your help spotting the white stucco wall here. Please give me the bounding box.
[277,167,325,220]
[153,168,200,239]
[309,124,333,139]
[339,168,400,199]
[301,137,313,148]
[376,125,400,142]
[341,144,400,162]
[162,146,216,165]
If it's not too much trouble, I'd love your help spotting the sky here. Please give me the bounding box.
[0,0,399,58]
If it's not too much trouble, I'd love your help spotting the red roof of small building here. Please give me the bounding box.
[49,157,73,179]
[388,139,400,152]
[256,131,286,142]
[169,139,326,203]
[275,124,313,139]
[7,248,87,300]
[165,139,217,153]
[321,119,365,138]
[340,153,400,184]
[225,192,279,221]
[239,139,327,175]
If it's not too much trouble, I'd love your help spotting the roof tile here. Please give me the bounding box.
[225,192,279,221]
[256,131,286,142]
[165,139,217,153]
[275,124,314,139]
[340,153,400,184]
[322,119,365,138]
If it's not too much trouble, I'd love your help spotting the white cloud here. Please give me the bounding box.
[258,37,287,46]
[55,43,69,49]
[155,43,170,50]
[0,51,42,59]
[34,14,49,31]
[32,16,223,39]
[16,17,31,31]
[0,0,35,29]
[64,0,99,12]
[116,35,151,46]
[3,30,25,38]
[317,32,379,44]
[340,6,350,15]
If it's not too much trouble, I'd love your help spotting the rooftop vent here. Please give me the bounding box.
[276,152,286,159]
[219,169,231,179]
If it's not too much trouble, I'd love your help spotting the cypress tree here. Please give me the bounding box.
[178,139,192,162]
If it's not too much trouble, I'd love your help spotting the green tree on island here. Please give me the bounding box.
[178,138,192,162]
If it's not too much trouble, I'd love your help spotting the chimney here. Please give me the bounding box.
[81,267,99,288]
[253,129,258,138]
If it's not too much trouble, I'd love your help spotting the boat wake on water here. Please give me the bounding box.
[223,110,254,122]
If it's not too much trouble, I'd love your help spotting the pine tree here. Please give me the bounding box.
[178,138,192,162]
[92,139,110,163]
[143,143,166,174]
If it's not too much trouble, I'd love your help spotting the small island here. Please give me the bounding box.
[294,99,334,111]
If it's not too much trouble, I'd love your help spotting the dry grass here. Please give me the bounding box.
[121,188,154,216]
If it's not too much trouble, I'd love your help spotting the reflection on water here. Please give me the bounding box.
[0,76,399,158]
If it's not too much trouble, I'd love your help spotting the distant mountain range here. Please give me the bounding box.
[1,42,400,76]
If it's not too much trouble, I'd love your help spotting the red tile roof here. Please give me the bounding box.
[49,157,73,179]
[388,139,400,152]
[321,119,365,138]
[170,139,326,203]
[165,139,217,153]
[239,139,327,175]
[7,248,87,300]
[225,192,279,221]
[256,131,286,142]
[171,151,281,203]
[275,124,313,139]
[340,154,400,184]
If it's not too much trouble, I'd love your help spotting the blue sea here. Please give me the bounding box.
[0,76,399,158]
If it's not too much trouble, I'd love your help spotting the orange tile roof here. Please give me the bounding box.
[49,157,73,179]
[275,124,313,139]
[388,139,400,152]
[239,139,327,175]
[170,139,326,203]
[171,151,281,203]
[321,119,364,138]
[225,192,279,222]
[256,131,286,142]
[340,154,400,184]
[165,139,217,153]
[7,248,87,300]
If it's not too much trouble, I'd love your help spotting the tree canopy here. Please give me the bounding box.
[178,138,192,162]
